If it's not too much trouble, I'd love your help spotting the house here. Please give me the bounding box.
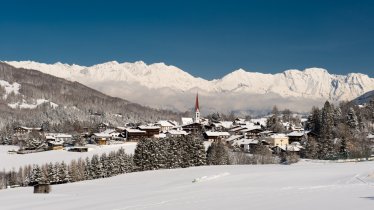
[203,131,230,141]
[97,123,109,133]
[155,120,177,132]
[182,122,203,134]
[91,133,112,145]
[240,127,263,138]
[232,138,257,152]
[287,131,308,144]
[265,133,289,147]
[228,126,247,135]
[125,128,147,141]
[182,117,193,125]
[14,126,42,135]
[47,140,64,150]
[45,133,72,144]
[272,143,303,155]
[250,118,267,127]
[138,125,160,138]
[225,135,243,144]
[165,130,188,137]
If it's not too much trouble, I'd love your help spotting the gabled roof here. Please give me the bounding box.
[126,128,146,133]
[92,133,112,138]
[181,117,193,125]
[204,131,230,137]
[287,131,306,137]
[156,120,175,127]
[166,130,188,135]
[226,135,243,142]
[138,125,160,130]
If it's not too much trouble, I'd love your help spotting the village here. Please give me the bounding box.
[6,94,329,159]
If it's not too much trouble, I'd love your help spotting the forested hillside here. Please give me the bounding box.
[0,63,181,131]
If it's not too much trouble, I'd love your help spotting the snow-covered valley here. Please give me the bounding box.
[1,161,374,210]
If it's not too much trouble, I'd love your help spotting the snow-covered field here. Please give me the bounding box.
[1,161,374,210]
[0,143,137,171]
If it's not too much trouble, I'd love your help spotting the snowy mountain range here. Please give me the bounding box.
[5,61,374,113]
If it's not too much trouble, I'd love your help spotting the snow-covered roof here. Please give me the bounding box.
[226,135,243,142]
[250,118,267,126]
[229,126,246,132]
[220,121,233,129]
[92,133,112,138]
[138,125,160,130]
[45,133,72,139]
[269,133,288,138]
[275,144,303,152]
[156,120,177,127]
[166,130,188,135]
[287,131,305,137]
[181,117,193,125]
[232,138,258,146]
[126,129,146,133]
[204,131,230,137]
[116,126,128,131]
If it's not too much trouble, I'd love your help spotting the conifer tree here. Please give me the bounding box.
[29,165,43,186]
[207,140,230,165]
[318,101,337,160]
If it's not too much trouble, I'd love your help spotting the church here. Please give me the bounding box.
[181,93,204,134]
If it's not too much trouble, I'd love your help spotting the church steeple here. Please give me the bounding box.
[195,93,200,123]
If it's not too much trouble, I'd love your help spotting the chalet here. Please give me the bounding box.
[91,133,112,145]
[14,126,42,135]
[203,131,230,141]
[45,133,72,143]
[240,127,263,138]
[232,138,257,152]
[47,140,64,150]
[259,130,275,137]
[234,118,246,126]
[182,122,203,134]
[125,128,147,141]
[181,117,193,125]
[228,126,247,135]
[138,125,160,138]
[272,143,303,155]
[287,131,308,144]
[155,120,177,132]
[265,133,289,147]
[250,118,267,127]
[97,123,109,133]
[225,135,243,144]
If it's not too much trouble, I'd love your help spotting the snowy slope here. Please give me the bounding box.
[1,162,374,210]
[5,61,374,112]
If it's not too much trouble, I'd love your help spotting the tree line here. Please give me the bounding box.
[302,100,374,160]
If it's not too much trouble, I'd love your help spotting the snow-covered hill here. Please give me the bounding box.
[1,162,374,210]
[5,61,374,113]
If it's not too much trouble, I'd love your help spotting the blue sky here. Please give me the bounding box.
[1,0,373,79]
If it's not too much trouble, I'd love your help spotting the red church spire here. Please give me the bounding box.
[195,93,200,112]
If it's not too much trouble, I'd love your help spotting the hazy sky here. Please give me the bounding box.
[1,0,374,79]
